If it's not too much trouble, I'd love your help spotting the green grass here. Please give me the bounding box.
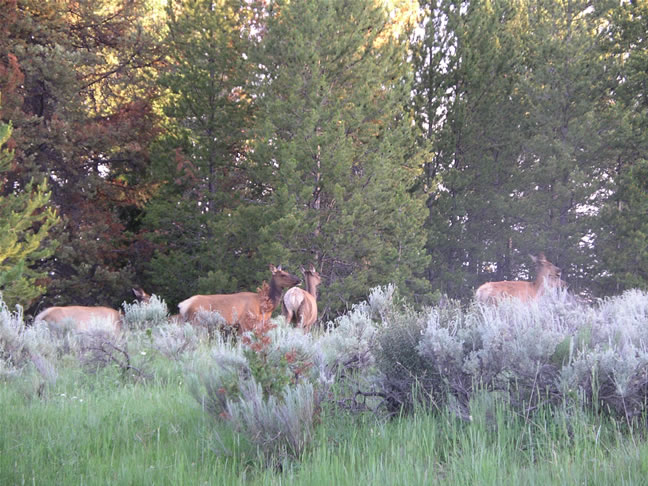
[0,364,250,485]
[2,365,648,485]
[267,401,648,486]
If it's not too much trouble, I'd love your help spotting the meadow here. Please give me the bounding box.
[2,287,648,485]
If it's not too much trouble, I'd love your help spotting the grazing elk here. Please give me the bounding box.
[475,253,564,303]
[282,264,322,332]
[177,264,300,333]
[34,305,122,334]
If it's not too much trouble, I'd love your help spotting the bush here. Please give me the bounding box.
[189,319,323,463]
[324,286,648,424]
[192,309,232,340]
[74,325,151,380]
[557,290,648,420]
[318,291,380,378]
[0,298,57,385]
[152,323,199,360]
[122,294,169,330]
[188,337,249,419]
[226,380,317,462]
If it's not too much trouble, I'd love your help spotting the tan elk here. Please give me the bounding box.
[282,264,322,332]
[177,264,300,333]
[34,288,157,334]
[131,287,152,303]
[475,253,564,303]
[34,305,122,334]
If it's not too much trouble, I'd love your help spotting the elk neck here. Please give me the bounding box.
[267,278,284,307]
[305,275,319,299]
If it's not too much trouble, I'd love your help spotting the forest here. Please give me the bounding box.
[1,0,647,319]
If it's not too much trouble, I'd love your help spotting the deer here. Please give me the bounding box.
[177,264,301,333]
[282,264,322,332]
[475,253,564,303]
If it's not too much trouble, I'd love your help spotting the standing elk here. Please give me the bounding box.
[475,253,564,303]
[177,264,300,333]
[282,264,322,332]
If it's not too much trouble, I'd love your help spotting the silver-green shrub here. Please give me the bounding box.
[192,309,233,339]
[152,323,199,360]
[188,338,249,419]
[0,298,57,384]
[226,380,317,461]
[189,319,323,462]
[191,285,648,447]
[556,290,648,418]
[122,294,169,330]
[342,286,648,422]
[318,296,378,377]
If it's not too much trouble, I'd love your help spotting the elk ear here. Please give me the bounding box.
[132,288,142,298]
[308,263,316,273]
[529,254,537,263]
[269,264,277,273]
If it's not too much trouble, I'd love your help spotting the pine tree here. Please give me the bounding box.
[0,0,162,308]
[594,0,648,294]
[142,0,259,306]
[414,0,611,298]
[251,0,429,316]
[0,112,58,309]
[413,0,529,298]
[512,0,610,292]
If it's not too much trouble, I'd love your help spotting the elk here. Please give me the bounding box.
[177,264,300,333]
[132,287,152,303]
[34,305,122,334]
[282,264,322,332]
[475,253,564,303]
[132,287,183,323]
[34,288,156,334]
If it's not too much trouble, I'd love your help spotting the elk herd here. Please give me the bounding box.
[33,253,566,336]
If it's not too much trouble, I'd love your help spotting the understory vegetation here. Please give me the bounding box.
[3,287,648,484]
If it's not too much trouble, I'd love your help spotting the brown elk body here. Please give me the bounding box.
[177,265,300,332]
[475,253,563,303]
[282,264,322,331]
[34,306,122,333]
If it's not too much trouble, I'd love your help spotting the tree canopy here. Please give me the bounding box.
[0,0,646,316]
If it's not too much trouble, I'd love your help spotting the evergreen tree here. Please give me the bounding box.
[0,111,58,309]
[595,0,648,294]
[413,0,529,298]
[251,0,429,316]
[142,0,259,306]
[513,0,610,292]
[0,0,162,308]
[414,0,610,298]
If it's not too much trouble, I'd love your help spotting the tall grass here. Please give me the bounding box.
[0,364,253,486]
[4,369,647,485]
[3,288,648,484]
[261,399,648,485]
